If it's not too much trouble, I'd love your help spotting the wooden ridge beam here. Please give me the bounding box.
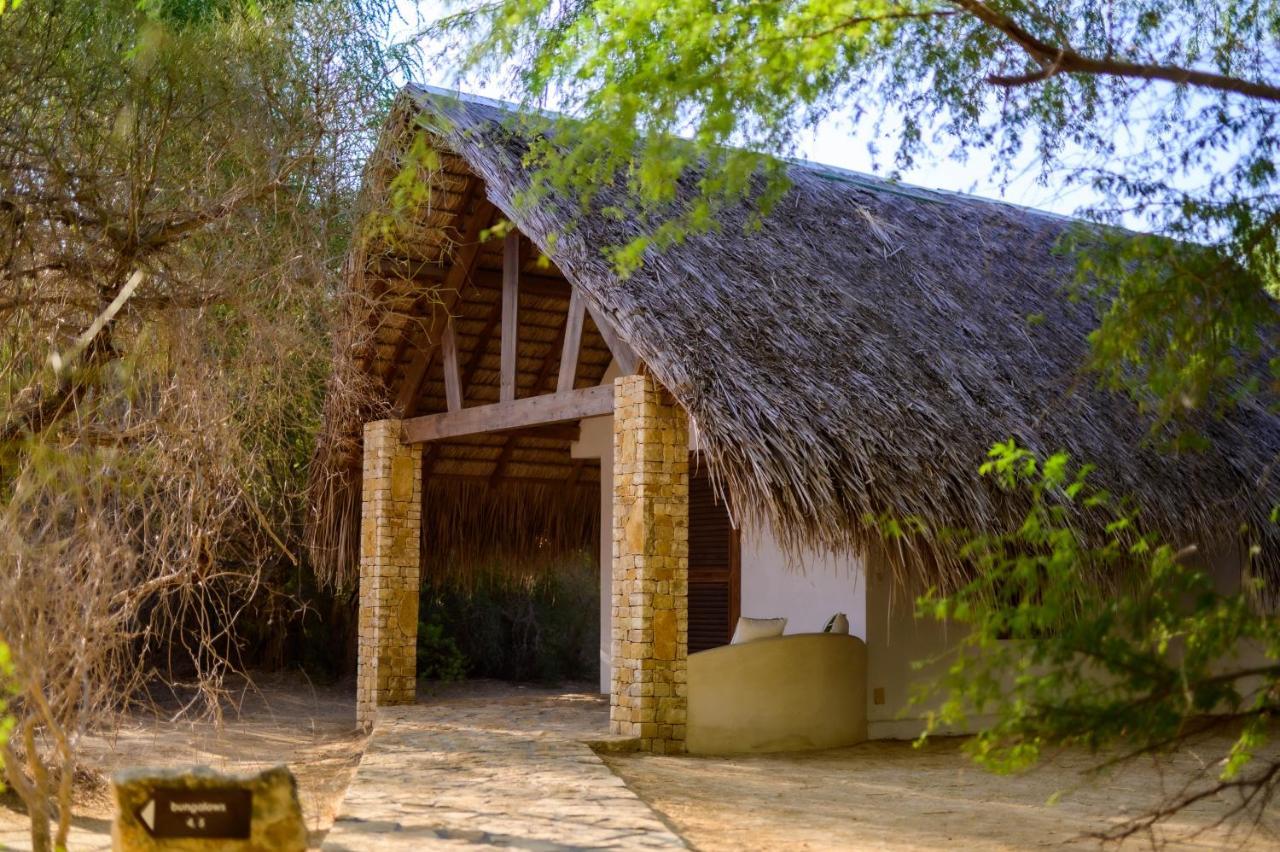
[402,385,614,444]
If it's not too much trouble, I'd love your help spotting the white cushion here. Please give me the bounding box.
[823,613,850,634]
[730,616,787,645]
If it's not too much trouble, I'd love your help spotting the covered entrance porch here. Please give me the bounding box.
[354,216,692,754]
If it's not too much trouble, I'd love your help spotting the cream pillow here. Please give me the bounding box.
[823,613,850,635]
[730,616,787,645]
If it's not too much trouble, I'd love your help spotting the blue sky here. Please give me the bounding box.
[393,1,1104,221]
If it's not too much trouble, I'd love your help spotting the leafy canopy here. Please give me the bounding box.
[435,0,1280,417]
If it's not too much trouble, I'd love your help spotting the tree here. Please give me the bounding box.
[432,0,1280,835]
[0,1,415,848]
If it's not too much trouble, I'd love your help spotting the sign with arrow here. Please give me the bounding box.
[135,788,252,840]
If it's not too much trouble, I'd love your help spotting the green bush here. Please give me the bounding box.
[418,554,599,684]
[417,620,467,682]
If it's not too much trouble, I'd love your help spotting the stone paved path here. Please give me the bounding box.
[322,684,687,851]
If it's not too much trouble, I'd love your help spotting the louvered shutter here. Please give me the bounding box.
[688,453,740,653]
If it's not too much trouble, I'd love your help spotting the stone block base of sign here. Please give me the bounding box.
[111,765,305,851]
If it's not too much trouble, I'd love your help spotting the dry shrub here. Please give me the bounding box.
[0,0,419,848]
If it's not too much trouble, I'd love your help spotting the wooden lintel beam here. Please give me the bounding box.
[402,385,614,443]
[557,287,586,393]
[499,231,519,403]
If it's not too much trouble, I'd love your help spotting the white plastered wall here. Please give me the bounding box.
[863,539,1258,740]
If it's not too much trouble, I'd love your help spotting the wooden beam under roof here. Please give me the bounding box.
[379,176,480,389]
[587,305,640,375]
[440,318,462,412]
[557,287,586,393]
[393,198,498,416]
[490,281,574,484]
[402,385,614,443]
[499,231,519,404]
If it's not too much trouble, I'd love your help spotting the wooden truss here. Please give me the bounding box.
[401,229,638,445]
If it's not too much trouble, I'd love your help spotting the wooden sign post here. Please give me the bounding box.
[111,765,305,851]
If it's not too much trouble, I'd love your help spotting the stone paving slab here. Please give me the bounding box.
[322,686,687,851]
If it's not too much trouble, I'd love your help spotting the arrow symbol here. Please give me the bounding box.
[138,798,157,834]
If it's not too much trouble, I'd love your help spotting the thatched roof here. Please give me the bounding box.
[310,84,1280,589]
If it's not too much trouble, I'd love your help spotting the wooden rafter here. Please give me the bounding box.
[499,231,519,404]
[440,318,462,413]
[421,293,501,484]
[458,298,502,404]
[557,286,586,393]
[587,305,639,375]
[393,197,498,416]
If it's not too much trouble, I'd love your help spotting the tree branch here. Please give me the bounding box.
[951,0,1280,103]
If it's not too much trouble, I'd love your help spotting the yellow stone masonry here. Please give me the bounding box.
[357,419,422,730]
[610,374,689,753]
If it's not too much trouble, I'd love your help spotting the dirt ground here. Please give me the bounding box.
[602,737,1280,851]
[0,674,364,851]
[2,678,1279,851]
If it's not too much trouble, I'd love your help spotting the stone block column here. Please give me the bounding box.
[356,419,422,730]
[611,374,689,753]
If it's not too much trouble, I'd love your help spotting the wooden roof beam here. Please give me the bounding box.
[500,231,519,404]
[491,273,573,484]
[393,197,498,416]
[557,287,586,393]
[587,305,639,375]
[440,318,462,412]
[402,385,614,443]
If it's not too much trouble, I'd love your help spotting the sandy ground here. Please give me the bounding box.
[0,674,364,851]
[602,736,1280,851]
[2,678,1279,851]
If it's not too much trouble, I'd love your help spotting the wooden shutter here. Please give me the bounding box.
[688,453,740,653]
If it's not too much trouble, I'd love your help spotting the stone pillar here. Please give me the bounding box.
[356,419,422,730]
[611,374,689,753]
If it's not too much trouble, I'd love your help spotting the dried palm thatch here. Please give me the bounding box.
[314,83,1280,590]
